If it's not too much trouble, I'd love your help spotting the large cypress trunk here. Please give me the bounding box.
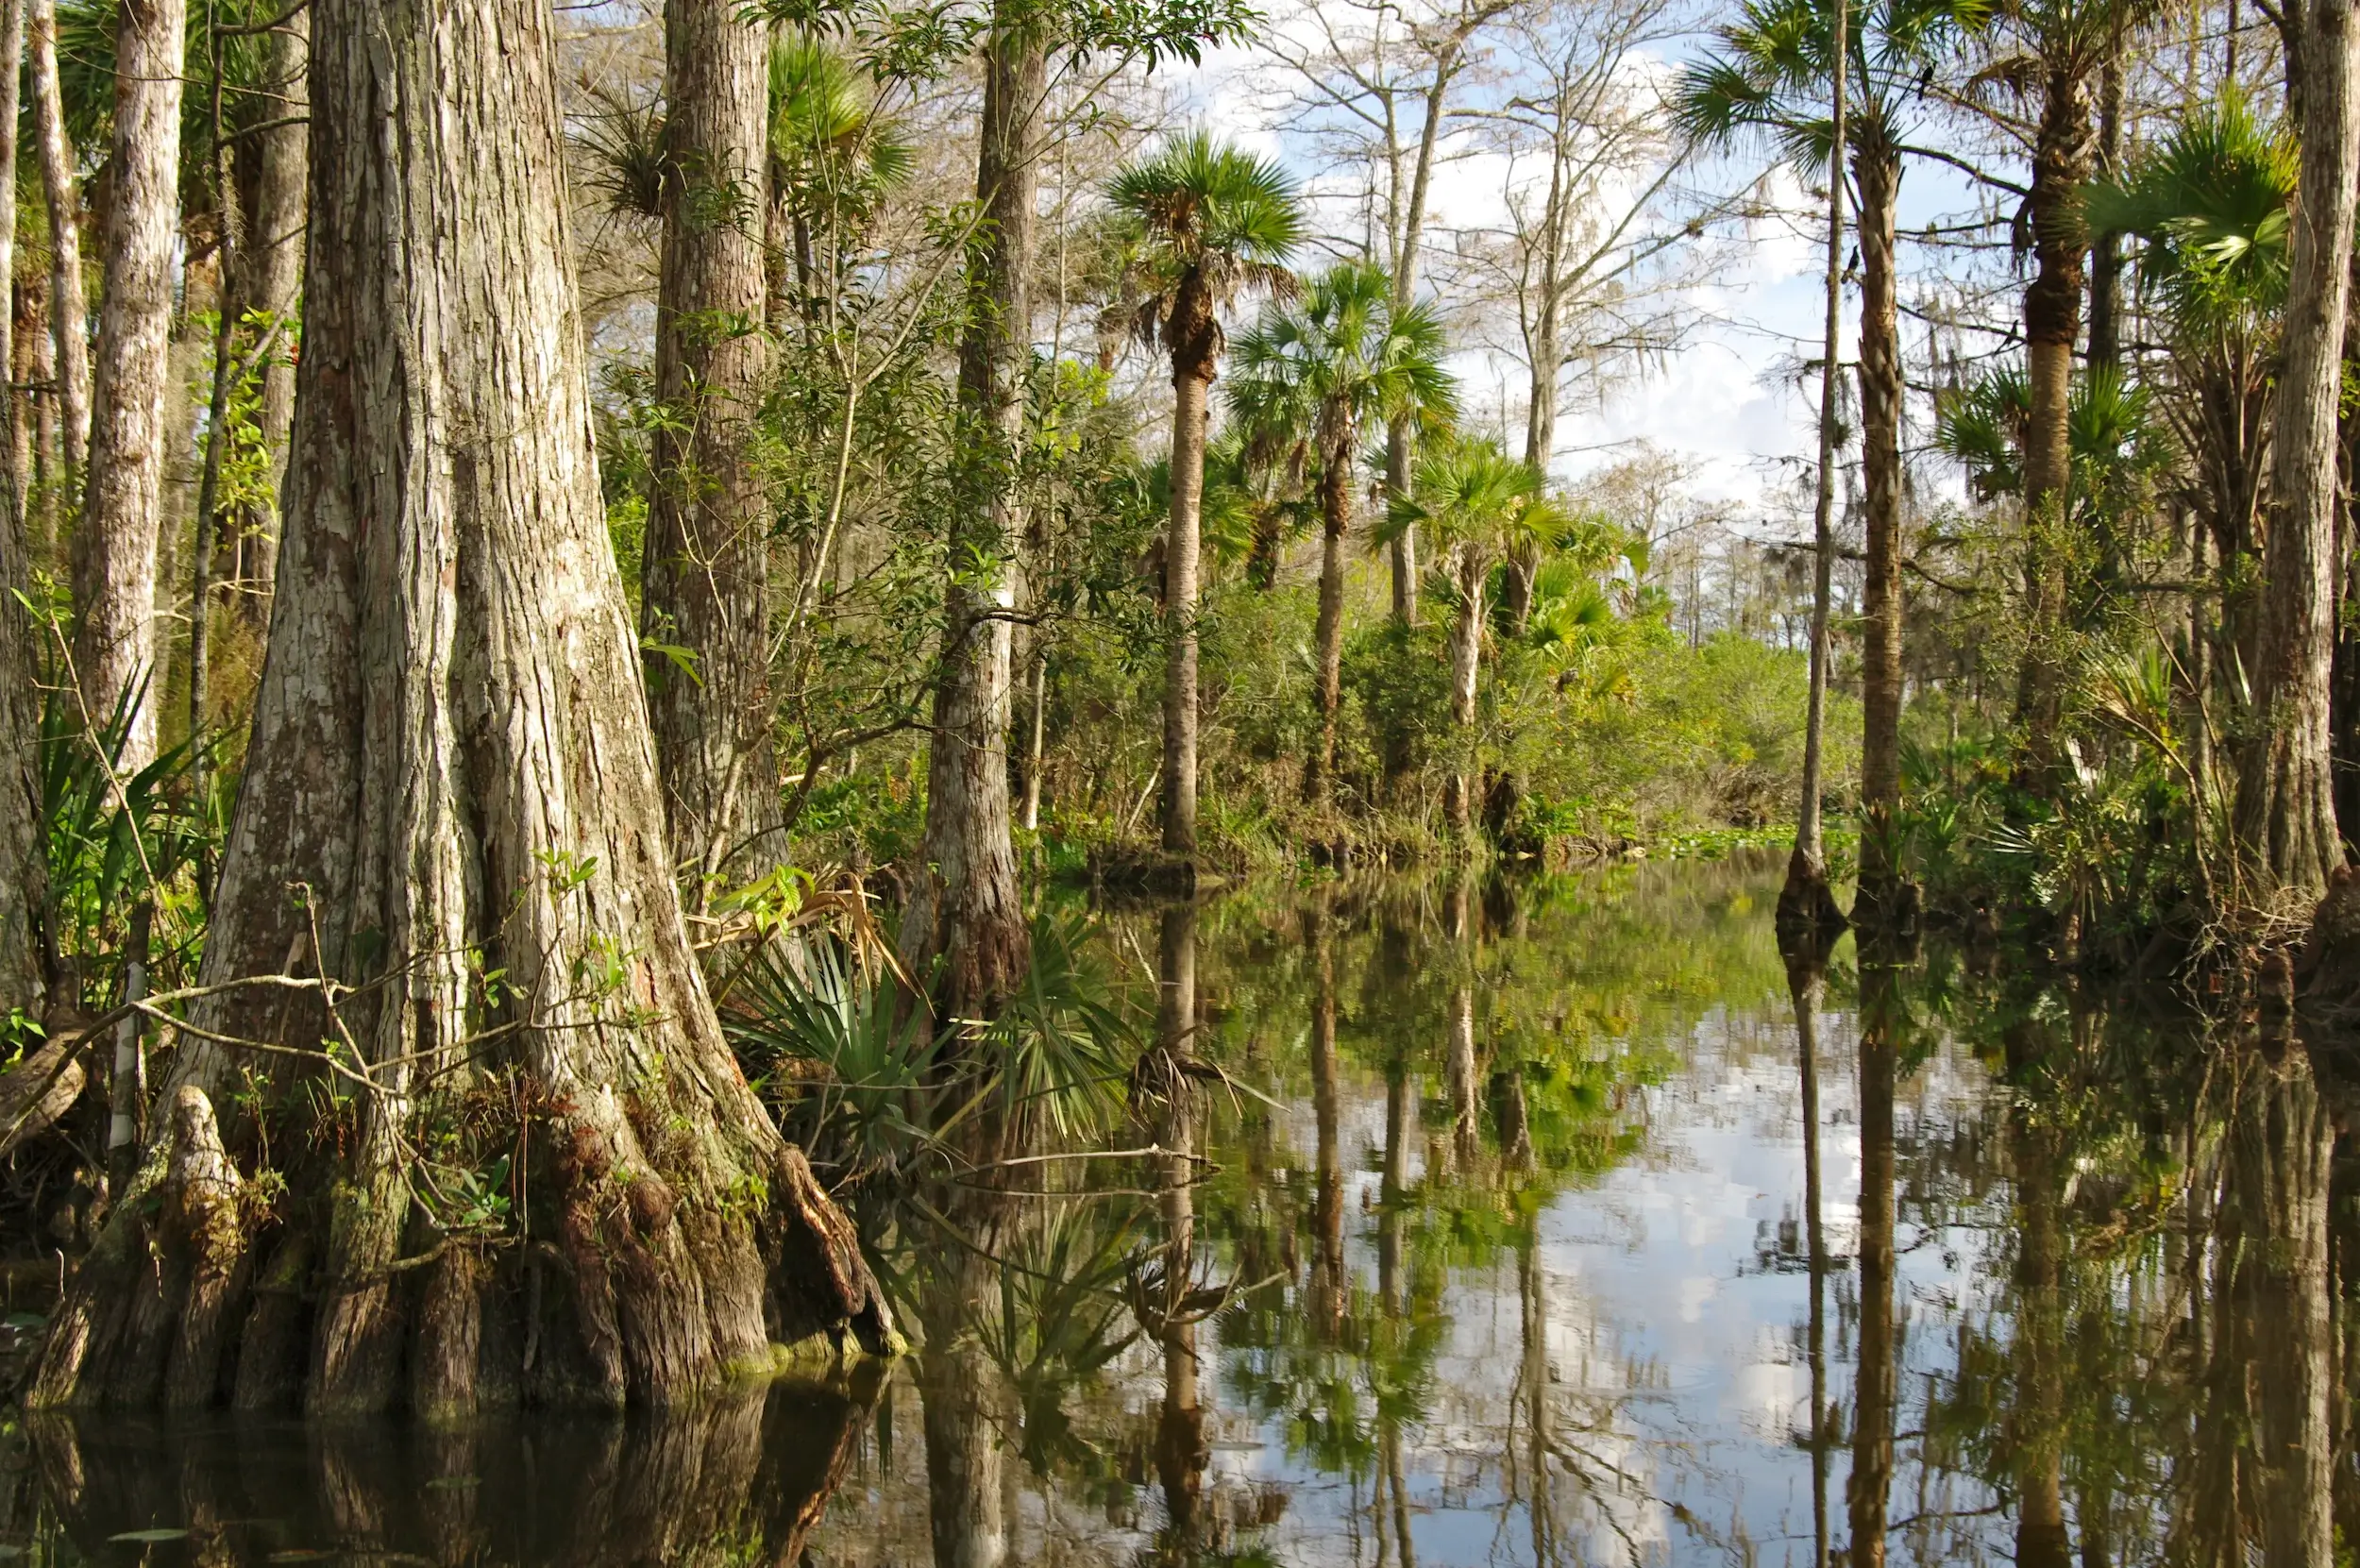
[1853,140,1908,919]
[0,0,36,1028]
[2012,62,2092,775]
[1304,425,1353,803]
[1159,278,1214,860]
[25,0,83,484]
[28,0,888,1417]
[71,0,184,771]
[900,11,1037,1018]
[640,0,784,901]
[2237,0,2358,905]
[227,5,307,604]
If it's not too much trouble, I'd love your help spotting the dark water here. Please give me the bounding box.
[5,854,2349,1565]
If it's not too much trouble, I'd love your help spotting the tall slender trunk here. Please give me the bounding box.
[1382,56,1458,629]
[229,6,308,606]
[1306,901,1343,1336]
[72,0,187,773]
[1443,546,1482,833]
[1161,288,1214,858]
[0,0,36,1031]
[26,0,84,486]
[1783,939,1832,1568]
[29,0,887,1418]
[901,12,1039,1017]
[2237,0,2358,904]
[1509,177,1561,637]
[0,0,20,533]
[2087,42,2125,376]
[2014,62,2094,776]
[1854,141,1908,918]
[1306,427,1353,803]
[641,0,784,902]
[2242,1045,2335,1567]
[1781,0,1845,934]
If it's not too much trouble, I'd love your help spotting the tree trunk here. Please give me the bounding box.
[2004,1022,2071,1568]
[640,0,784,904]
[1381,59,1457,630]
[29,0,890,1417]
[1509,261,1559,637]
[1780,0,1846,937]
[71,0,187,774]
[1306,428,1353,803]
[2087,42,2124,376]
[1443,547,1482,834]
[228,5,307,607]
[2237,0,2358,906]
[1161,287,1214,858]
[1306,902,1342,1335]
[2013,61,2094,776]
[1854,141,1909,921]
[0,0,38,1033]
[900,12,1038,1020]
[26,0,84,485]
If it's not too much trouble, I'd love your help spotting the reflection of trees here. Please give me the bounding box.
[29,1374,876,1564]
[1847,941,1900,1568]
[2170,1039,2335,1567]
[1780,927,1837,1568]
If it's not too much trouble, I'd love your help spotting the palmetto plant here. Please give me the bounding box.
[1105,131,1304,856]
[2084,93,2294,332]
[768,31,914,314]
[1227,261,1458,801]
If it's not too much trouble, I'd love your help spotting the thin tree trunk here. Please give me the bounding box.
[2087,40,2124,375]
[1021,641,1045,832]
[1161,303,1213,858]
[641,0,784,903]
[73,0,188,773]
[0,0,20,535]
[0,0,36,1030]
[1781,0,1846,935]
[1306,901,1342,1335]
[1382,56,1461,630]
[2014,61,2094,776]
[1306,429,1353,804]
[2237,0,2358,906]
[900,10,1038,1019]
[1854,141,1908,920]
[230,5,307,606]
[1444,547,1481,833]
[26,0,84,486]
[29,0,889,1417]
[1509,227,1559,636]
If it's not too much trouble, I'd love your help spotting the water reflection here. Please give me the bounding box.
[17,858,2360,1566]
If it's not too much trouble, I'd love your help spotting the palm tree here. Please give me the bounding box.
[1106,132,1304,860]
[1969,0,2166,775]
[1380,438,1554,833]
[1228,261,1457,804]
[1680,0,1968,925]
[767,31,914,329]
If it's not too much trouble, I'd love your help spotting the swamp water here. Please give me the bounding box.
[4,851,2347,1565]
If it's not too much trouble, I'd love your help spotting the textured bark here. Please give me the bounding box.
[2013,61,2094,773]
[2236,0,2358,904]
[25,0,84,483]
[227,6,308,604]
[1853,142,1908,918]
[1305,430,1353,803]
[0,5,42,1030]
[1780,0,1846,938]
[0,1029,84,1155]
[0,0,21,531]
[72,0,187,773]
[900,14,1038,1019]
[1160,296,1213,858]
[29,0,889,1417]
[641,0,784,900]
[2087,43,2124,375]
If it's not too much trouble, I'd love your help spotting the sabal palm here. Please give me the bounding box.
[1107,132,1303,856]
[1381,439,1549,829]
[1680,0,1969,902]
[768,34,913,321]
[1227,261,1458,801]
[2083,95,2291,646]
